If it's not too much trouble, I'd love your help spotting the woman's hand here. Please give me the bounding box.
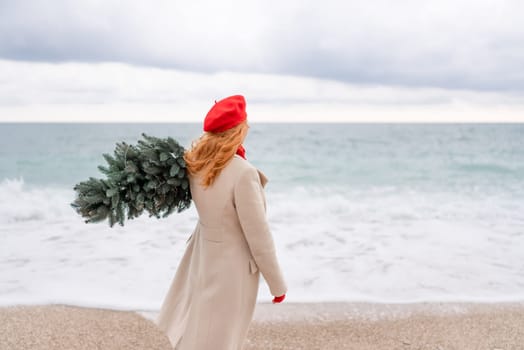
[272,294,286,304]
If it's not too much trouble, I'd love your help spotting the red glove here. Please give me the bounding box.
[272,294,286,304]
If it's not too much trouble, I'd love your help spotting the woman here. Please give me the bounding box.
[155,95,287,350]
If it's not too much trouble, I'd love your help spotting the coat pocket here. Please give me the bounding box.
[249,258,259,274]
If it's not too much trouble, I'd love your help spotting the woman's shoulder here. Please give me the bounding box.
[230,154,257,173]
[230,155,269,187]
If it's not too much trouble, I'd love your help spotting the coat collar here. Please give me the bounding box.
[234,154,269,188]
[257,168,268,188]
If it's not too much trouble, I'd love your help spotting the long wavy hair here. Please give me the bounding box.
[184,120,248,187]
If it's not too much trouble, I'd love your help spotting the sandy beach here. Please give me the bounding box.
[1,302,523,350]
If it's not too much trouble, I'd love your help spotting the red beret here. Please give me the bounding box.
[204,95,247,133]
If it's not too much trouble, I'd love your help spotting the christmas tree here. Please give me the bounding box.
[71,133,192,227]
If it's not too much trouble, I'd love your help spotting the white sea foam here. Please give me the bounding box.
[1,177,523,310]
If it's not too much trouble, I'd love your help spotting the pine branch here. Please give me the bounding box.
[71,133,192,227]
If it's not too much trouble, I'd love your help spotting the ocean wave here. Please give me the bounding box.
[1,178,524,308]
[451,162,522,175]
[0,178,75,224]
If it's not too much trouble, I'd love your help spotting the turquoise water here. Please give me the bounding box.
[1,123,524,308]
[2,123,524,192]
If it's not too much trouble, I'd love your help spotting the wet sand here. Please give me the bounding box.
[2,302,524,349]
[243,302,524,350]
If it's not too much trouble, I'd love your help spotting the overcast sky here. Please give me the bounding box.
[1,0,523,122]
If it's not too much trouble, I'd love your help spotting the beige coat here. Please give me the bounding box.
[155,154,288,350]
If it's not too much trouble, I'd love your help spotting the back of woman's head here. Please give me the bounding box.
[184,120,248,187]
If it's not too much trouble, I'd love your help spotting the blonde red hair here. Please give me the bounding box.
[184,120,248,187]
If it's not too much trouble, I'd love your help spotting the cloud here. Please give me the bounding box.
[0,0,523,91]
[0,59,523,122]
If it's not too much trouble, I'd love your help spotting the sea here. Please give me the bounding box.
[1,123,523,311]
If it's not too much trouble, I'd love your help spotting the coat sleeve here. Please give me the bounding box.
[233,166,288,297]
